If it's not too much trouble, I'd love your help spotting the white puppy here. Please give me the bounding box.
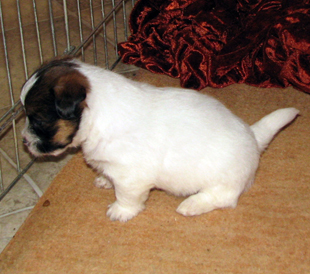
[20,58,299,222]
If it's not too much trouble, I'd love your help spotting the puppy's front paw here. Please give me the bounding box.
[107,202,143,222]
[93,176,113,189]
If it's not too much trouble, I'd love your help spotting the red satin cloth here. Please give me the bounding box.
[118,0,310,92]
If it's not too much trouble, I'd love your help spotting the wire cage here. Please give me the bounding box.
[0,0,137,210]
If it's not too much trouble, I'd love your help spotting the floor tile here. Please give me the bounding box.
[0,209,33,253]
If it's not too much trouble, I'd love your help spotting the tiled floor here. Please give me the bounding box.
[0,0,137,253]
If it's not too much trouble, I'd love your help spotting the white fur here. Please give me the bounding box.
[20,74,38,105]
[22,59,299,222]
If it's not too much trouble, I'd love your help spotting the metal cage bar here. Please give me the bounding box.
[48,0,58,56]
[32,0,44,64]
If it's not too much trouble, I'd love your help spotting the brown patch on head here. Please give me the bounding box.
[53,69,89,120]
[24,58,89,120]
[53,119,77,145]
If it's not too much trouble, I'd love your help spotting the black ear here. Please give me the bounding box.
[53,72,89,120]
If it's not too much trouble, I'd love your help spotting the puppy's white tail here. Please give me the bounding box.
[250,108,299,153]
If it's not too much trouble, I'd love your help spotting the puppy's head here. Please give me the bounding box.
[20,58,89,157]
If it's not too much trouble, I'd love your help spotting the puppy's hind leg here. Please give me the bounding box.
[107,182,151,222]
[176,187,240,217]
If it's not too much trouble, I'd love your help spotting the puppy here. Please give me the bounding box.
[20,58,299,222]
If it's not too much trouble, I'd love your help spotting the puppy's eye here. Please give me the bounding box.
[34,120,43,127]
[30,117,46,128]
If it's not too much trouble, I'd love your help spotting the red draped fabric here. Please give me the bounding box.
[118,0,310,92]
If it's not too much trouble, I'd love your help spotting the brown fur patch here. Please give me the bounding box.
[53,119,77,145]
[24,58,89,117]
[53,70,89,104]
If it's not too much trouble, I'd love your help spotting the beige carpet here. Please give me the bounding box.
[0,69,309,273]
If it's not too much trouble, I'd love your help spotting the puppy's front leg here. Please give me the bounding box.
[93,174,113,189]
[107,183,151,222]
